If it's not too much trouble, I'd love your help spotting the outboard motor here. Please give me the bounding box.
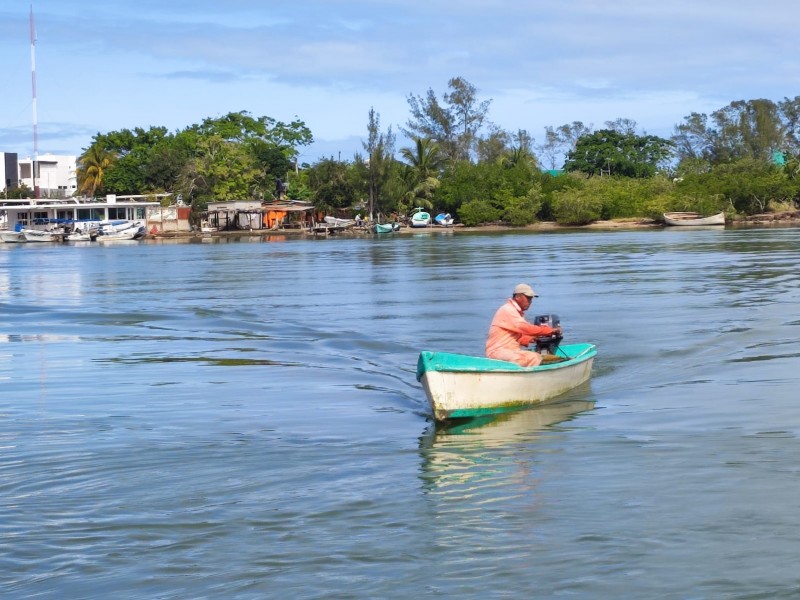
[533,314,563,355]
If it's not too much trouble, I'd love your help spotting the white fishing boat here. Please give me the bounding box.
[64,228,97,242]
[323,216,355,228]
[663,211,725,226]
[22,228,60,242]
[96,220,146,242]
[0,230,26,243]
[416,343,597,421]
[410,208,431,228]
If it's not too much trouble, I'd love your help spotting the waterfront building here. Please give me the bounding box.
[17,154,78,198]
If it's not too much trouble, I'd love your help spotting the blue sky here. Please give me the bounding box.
[1,1,798,165]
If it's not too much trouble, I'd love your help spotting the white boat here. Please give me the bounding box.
[200,220,218,233]
[416,343,597,421]
[64,228,97,242]
[434,213,454,227]
[663,211,725,226]
[22,228,60,242]
[323,216,355,228]
[410,208,431,228]
[0,230,26,243]
[96,221,146,241]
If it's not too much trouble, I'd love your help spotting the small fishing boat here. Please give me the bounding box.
[434,213,454,227]
[410,208,431,228]
[663,211,725,226]
[22,228,60,242]
[96,220,146,241]
[0,230,26,243]
[323,216,355,228]
[416,343,597,421]
[373,222,400,233]
[64,228,98,242]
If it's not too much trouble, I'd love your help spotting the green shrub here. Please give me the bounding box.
[459,199,502,226]
[551,187,603,225]
[501,186,543,226]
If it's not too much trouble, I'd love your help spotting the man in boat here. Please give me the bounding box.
[486,283,561,367]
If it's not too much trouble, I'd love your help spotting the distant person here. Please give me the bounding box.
[486,283,561,367]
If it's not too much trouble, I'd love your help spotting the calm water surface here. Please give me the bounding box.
[2,227,800,598]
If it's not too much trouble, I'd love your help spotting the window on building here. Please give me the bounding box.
[77,208,103,221]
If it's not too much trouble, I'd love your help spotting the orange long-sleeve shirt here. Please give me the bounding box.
[485,299,557,358]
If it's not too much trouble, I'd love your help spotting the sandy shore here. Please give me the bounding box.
[153,211,800,239]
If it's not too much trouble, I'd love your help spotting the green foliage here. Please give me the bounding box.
[551,182,603,225]
[362,108,396,217]
[404,77,491,162]
[3,184,33,199]
[677,158,798,214]
[81,112,312,209]
[459,199,501,226]
[502,185,543,226]
[77,144,115,197]
[306,158,356,212]
[565,130,674,178]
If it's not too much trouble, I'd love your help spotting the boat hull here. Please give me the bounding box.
[0,231,26,243]
[22,229,60,242]
[664,212,725,226]
[417,343,596,421]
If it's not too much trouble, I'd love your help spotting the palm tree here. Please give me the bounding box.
[400,137,444,181]
[77,145,115,198]
[398,137,445,214]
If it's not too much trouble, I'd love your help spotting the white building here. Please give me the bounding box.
[18,153,78,198]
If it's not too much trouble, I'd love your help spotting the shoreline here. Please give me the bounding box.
[153,211,800,239]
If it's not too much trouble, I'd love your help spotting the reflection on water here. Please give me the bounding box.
[418,397,596,496]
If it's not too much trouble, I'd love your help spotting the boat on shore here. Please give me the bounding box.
[434,213,454,227]
[664,211,725,226]
[410,208,431,228]
[373,222,400,233]
[323,216,355,228]
[416,343,597,422]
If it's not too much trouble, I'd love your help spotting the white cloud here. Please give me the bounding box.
[1,0,798,161]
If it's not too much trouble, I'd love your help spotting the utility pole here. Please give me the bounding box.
[30,5,39,199]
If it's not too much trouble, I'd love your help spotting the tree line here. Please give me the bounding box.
[11,77,800,226]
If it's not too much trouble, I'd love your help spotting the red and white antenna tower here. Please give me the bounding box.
[30,5,39,198]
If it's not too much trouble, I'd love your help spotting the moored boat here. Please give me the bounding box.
[416,342,597,421]
[22,228,60,242]
[64,228,97,242]
[0,230,26,243]
[663,211,725,226]
[96,220,146,241]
